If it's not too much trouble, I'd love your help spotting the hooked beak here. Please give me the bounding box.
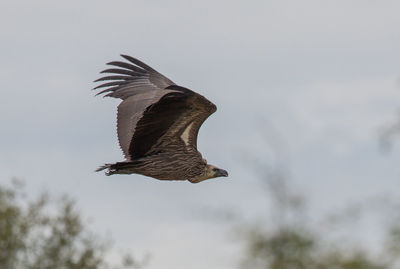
[215,169,228,177]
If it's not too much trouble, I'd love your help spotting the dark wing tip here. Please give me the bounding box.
[120,54,131,59]
[94,75,133,83]
[106,61,146,73]
[120,54,157,72]
[93,54,174,98]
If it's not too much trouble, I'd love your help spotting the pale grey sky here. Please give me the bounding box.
[1,0,400,268]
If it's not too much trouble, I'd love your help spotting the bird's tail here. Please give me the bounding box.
[95,161,140,176]
[95,163,116,176]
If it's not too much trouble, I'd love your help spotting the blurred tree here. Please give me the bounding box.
[241,227,314,269]
[240,225,389,269]
[0,179,146,269]
[238,150,400,269]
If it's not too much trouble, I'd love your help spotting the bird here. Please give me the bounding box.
[93,55,228,183]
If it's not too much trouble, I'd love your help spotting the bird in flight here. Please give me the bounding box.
[94,55,228,183]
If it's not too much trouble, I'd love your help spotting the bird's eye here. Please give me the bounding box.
[212,168,218,171]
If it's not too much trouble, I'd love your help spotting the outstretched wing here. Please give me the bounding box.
[94,55,216,161]
[94,55,176,159]
[94,54,174,99]
[129,85,216,159]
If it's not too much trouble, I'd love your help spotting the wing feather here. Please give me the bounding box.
[129,86,216,159]
[120,54,159,73]
[94,81,131,90]
[107,61,147,74]
[94,56,215,160]
[94,55,177,159]
[117,91,169,159]
[94,75,133,82]
[100,68,139,76]
[94,55,175,100]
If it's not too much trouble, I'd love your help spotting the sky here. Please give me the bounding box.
[1,0,400,268]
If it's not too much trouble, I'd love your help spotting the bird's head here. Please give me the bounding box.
[189,164,228,183]
[207,164,229,178]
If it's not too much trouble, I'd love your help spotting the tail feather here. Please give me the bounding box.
[95,161,141,176]
[95,163,112,172]
[95,163,116,176]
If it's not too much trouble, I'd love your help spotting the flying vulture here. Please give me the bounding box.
[94,55,228,183]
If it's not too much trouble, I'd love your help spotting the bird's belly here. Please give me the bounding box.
[131,158,196,181]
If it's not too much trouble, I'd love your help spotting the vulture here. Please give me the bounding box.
[94,55,228,183]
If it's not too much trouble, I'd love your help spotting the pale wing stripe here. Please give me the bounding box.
[181,122,195,146]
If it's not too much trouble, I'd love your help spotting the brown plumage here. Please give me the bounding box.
[94,55,228,183]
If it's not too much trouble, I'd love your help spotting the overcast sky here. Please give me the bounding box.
[1,0,400,268]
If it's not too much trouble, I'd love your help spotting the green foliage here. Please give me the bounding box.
[0,180,145,269]
[241,226,391,269]
[243,228,314,269]
[238,173,400,269]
